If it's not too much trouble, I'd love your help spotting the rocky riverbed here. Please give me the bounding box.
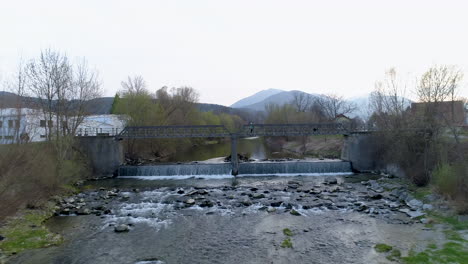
[7,174,455,264]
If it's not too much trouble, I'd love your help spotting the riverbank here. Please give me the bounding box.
[3,174,467,263]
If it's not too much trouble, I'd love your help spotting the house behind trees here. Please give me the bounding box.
[0,108,126,144]
[410,101,467,126]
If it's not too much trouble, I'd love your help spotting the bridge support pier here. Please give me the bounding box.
[231,136,238,175]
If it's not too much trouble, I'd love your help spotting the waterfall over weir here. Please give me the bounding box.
[118,161,352,178]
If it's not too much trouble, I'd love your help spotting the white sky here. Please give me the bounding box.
[1,0,468,105]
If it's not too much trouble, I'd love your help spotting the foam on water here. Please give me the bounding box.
[119,175,234,180]
[135,261,165,264]
[118,172,352,180]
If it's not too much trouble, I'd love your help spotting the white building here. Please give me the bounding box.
[0,108,126,144]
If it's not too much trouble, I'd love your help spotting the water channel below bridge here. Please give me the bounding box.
[120,136,351,178]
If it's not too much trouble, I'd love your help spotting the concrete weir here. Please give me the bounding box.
[118,161,352,177]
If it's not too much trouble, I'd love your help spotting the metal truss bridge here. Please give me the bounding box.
[116,123,350,175]
[116,123,350,139]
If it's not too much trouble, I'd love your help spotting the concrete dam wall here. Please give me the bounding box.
[118,161,352,177]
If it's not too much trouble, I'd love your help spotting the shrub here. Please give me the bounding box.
[0,142,89,221]
[433,162,467,200]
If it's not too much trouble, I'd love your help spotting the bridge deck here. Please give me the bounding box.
[116,123,349,139]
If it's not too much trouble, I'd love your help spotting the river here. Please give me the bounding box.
[167,137,301,162]
[8,174,447,264]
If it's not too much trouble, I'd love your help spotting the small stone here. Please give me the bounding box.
[267,207,276,213]
[114,224,130,232]
[77,208,91,215]
[290,209,301,216]
[241,198,252,206]
[93,205,106,211]
[185,198,196,205]
[197,189,208,195]
[0,235,4,241]
[325,178,338,185]
[408,199,423,209]
[310,189,322,195]
[250,187,258,192]
[199,200,214,207]
[252,193,265,199]
[64,198,75,204]
[422,204,433,211]
[177,189,185,194]
[270,201,282,207]
[370,193,383,200]
[288,180,302,186]
[399,208,425,218]
[107,191,118,197]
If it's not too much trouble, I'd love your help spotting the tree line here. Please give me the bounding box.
[368,66,467,211]
[110,75,245,159]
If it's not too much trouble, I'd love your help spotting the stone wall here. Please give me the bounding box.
[77,136,123,177]
[341,132,381,172]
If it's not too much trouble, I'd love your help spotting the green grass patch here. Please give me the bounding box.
[283,228,293,236]
[427,243,437,249]
[386,249,402,261]
[426,211,468,230]
[281,238,293,248]
[444,230,466,242]
[61,184,80,193]
[375,243,393,253]
[411,186,432,201]
[0,208,62,255]
[402,242,468,264]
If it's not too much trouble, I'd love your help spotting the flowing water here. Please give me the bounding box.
[9,174,446,264]
[6,140,447,264]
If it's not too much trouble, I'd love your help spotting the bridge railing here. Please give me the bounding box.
[116,123,351,139]
[117,125,232,139]
[76,127,123,137]
[238,123,350,137]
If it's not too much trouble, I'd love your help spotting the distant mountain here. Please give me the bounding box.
[197,103,264,123]
[0,92,262,122]
[229,90,415,120]
[231,88,284,108]
[85,97,114,115]
[235,90,320,112]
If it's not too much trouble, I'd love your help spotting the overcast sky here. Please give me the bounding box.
[1,0,468,105]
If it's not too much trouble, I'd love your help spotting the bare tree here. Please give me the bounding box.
[26,49,102,172]
[417,65,463,103]
[27,49,72,140]
[121,75,148,95]
[291,91,312,112]
[6,61,28,143]
[369,68,409,130]
[417,65,464,147]
[316,93,356,120]
[65,59,101,135]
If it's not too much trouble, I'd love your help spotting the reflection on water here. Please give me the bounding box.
[167,137,298,162]
[85,173,378,191]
